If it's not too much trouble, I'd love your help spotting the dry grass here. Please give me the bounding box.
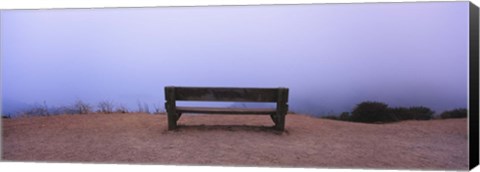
[2,113,468,170]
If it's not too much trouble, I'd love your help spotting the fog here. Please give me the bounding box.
[1,2,469,116]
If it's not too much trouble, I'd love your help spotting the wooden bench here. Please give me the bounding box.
[164,86,289,131]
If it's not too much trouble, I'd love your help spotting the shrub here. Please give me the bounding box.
[440,108,467,119]
[351,101,397,123]
[49,105,78,115]
[74,100,92,114]
[322,115,339,120]
[97,101,114,114]
[408,106,434,120]
[137,101,150,113]
[390,106,434,120]
[323,101,435,123]
[115,105,129,113]
[152,104,163,114]
[320,112,350,121]
[22,101,50,116]
[389,107,411,120]
[339,112,351,121]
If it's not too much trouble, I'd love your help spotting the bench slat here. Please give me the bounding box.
[176,106,276,114]
[173,87,279,102]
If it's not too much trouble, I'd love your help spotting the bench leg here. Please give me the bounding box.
[270,113,278,126]
[167,111,177,130]
[176,112,182,121]
[275,113,285,131]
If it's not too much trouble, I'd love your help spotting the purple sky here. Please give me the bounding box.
[1,2,469,116]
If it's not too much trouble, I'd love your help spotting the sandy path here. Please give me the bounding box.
[2,113,468,170]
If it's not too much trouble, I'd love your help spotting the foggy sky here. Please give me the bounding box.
[1,2,469,116]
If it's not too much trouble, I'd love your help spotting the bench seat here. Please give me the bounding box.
[176,106,276,115]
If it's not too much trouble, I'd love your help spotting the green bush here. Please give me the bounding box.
[339,112,351,121]
[351,101,397,123]
[320,102,435,123]
[389,107,411,120]
[322,115,339,120]
[321,112,350,121]
[407,106,434,120]
[440,108,467,119]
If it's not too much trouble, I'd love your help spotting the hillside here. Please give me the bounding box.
[2,113,468,170]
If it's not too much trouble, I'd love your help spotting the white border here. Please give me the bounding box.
[0,0,478,172]
[0,0,472,10]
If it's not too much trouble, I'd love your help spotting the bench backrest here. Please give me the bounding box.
[165,86,288,103]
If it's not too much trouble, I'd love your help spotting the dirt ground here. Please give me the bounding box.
[1,113,468,170]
